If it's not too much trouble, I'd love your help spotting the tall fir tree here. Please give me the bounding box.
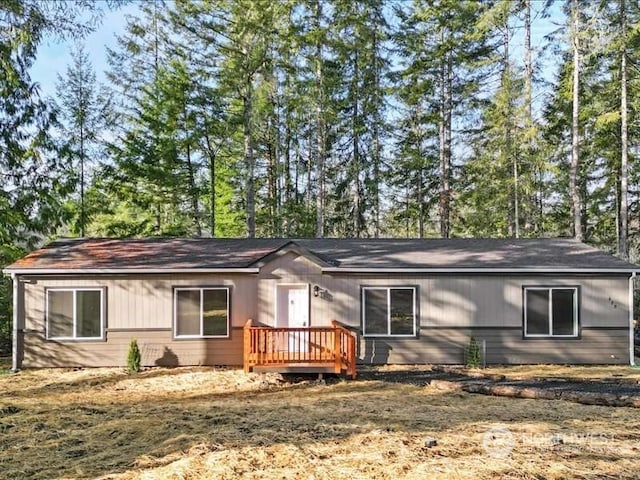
[56,43,108,237]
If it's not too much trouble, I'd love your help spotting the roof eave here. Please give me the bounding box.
[321,267,639,274]
[3,267,260,275]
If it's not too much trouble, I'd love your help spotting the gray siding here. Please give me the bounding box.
[358,327,629,365]
[21,274,252,367]
[17,250,632,367]
[22,329,244,368]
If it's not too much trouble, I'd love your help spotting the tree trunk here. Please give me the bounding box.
[315,0,325,238]
[284,110,292,236]
[444,54,452,238]
[243,81,256,238]
[524,0,532,124]
[619,0,629,258]
[204,135,217,237]
[438,38,452,239]
[266,89,278,237]
[372,22,381,238]
[185,142,201,236]
[438,28,447,239]
[413,107,424,238]
[504,26,518,239]
[79,119,85,237]
[352,48,361,238]
[570,0,583,241]
[524,0,538,235]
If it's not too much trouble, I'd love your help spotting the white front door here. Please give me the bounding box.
[276,285,309,352]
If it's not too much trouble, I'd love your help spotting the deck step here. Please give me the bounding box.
[253,363,337,375]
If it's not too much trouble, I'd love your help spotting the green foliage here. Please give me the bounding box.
[0,1,120,351]
[56,43,110,237]
[127,339,141,373]
[1,0,640,273]
[466,336,481,369]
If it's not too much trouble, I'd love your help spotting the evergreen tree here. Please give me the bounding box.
[55,43,109,237]
[0,0,117,352]
[392,0,495,238]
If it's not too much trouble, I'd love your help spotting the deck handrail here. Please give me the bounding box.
[243,319,357,379]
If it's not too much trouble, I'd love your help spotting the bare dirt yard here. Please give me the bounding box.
[1,362,640,479]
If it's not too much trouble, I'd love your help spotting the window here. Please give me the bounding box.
[174,288,230,338]
[524,287,579,337]
[46,289,104,340]
[362,287,416,337]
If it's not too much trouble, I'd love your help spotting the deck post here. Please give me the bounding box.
[332,321,342,374]
[243,319,253,373]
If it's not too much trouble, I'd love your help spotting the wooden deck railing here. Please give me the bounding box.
[243,319,357,379]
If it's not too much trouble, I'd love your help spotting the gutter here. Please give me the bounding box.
[2,268,260,275]
[630,272,636,366]
[321,267,640,274]
[11,273,18,372]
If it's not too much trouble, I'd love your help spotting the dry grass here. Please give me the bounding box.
[1,366,640,479]
[481,364,640,381]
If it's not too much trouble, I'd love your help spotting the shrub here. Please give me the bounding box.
[127,339,141,373]
[466,336,481,369]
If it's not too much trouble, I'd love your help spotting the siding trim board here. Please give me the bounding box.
[107,328,173,333]
[583,326,629,331]
[420,326,522,330]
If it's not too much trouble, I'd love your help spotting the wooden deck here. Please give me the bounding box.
[243,320,357,379]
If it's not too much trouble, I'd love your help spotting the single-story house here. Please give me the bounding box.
[4,237,638,373]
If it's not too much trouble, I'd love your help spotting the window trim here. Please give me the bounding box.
[45,287,105,341]
[523,286,580,338]
[361,286,418,338]
[173,287,231,339]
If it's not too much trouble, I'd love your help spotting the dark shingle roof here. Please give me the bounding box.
[4,237,638,272]
[6,238,288,270]
[296,238,638,270]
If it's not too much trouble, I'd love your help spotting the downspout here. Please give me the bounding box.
[630,272,636,367]
[11,273,19,372]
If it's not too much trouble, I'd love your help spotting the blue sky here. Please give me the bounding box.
[30,3,140,99]
[29,2,565,105]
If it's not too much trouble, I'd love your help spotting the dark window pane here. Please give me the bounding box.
[526,289,549,335]
[390,289,415,335]
[48,291,73,338]
[76,291,102,338]
[552,289,576,335]
[364,289,388,335]
[203,289,228,336]
[176,290,200,336]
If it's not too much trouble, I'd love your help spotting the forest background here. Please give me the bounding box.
[1,0,638,350]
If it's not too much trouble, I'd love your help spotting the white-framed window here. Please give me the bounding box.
[362,287,417,337]
[174,287,230,338]
[46,288,105,340]
[524,287,579,337]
